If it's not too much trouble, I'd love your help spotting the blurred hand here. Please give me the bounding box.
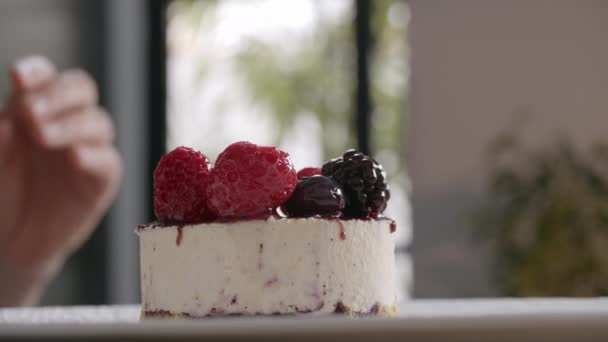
[0,56,122,306]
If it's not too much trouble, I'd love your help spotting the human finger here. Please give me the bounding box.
[21,69,98,123]
[0,119,14,167]
[9,56,58,93]
[35,107,114,148]
[69,144,123,193]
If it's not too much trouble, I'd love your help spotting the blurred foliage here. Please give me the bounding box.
[235,5,354,158]
[168,0,218,25]
[236,0,408,158]
[169,0,408,159]
[369,1,409,155]
[476,133,608,296]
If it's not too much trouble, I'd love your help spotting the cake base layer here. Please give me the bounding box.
[138,218,397,318]
[141,304,398,319]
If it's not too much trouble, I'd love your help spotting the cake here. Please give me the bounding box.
[139,142,398,318]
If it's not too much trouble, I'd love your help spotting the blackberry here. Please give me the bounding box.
[283,176,344,218]
[322,149,390,218]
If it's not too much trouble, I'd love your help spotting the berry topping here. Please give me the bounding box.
[283,176,344,218]
[206,141,297,218]
[154,146,213,224]
[322,149,390,218]
[296,167,321,179]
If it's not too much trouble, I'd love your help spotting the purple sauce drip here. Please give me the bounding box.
[176,225,184,246]
[334,301,348,314]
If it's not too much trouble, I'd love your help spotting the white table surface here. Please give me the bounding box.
[1,298,607,341]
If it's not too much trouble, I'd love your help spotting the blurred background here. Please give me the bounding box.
[0,0,606,305]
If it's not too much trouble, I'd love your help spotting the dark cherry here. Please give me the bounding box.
[283,176,344,218]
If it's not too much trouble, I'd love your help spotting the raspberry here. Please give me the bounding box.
[283,176,344,218]
[154,146,213,224]
[296,167,321,179]
[322,149,390,218]
[206,141,297,218]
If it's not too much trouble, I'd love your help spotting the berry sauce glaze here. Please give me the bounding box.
[137,214,396,246]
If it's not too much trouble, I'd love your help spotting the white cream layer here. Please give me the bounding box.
[138,218,397,316]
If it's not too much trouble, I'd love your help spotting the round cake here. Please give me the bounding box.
[139,142,398,318]
[139,218,397,317]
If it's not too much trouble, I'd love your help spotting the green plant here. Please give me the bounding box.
[476,133,608,296]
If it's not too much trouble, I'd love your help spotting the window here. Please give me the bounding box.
[166,0,412,296]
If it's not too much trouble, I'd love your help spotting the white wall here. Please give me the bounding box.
[408,0,608,297]
[0,0,98,95]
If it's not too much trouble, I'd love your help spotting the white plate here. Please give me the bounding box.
[1,299,607,341]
